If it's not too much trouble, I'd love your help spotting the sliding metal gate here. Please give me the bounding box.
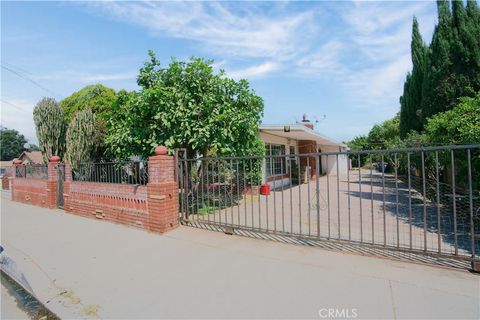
[176,145,480,270]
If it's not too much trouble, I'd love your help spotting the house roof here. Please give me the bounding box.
[259,124,347,148]
[18,151,45,164]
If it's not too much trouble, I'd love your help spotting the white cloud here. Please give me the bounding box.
[292,1,436,117]
[342,1,435,62]
[296,40,346,75]
[344,1,431,36]
[345,53,412,100]
[227,62,279,80]
[84,1,435,91]
[90,1,317,61]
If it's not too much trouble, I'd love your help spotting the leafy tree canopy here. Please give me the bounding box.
[424,91,480,145]
[367,115,402,149]
[346,135,369,151]
[60,84,116,123]
[106,51,265,159]
[61,84,116,160]
[0,127,27,160]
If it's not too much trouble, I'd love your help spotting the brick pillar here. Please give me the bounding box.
[147,146,178,233]
[11,159,23,201]
[46,156,60,209]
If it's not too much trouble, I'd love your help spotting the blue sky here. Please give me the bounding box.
[1,1,438,145]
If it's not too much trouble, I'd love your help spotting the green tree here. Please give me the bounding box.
[400,17,428,137]
[400,0,480,131]
[424,92,480,145]
[346,135,369,151]
[106,51,265,159]
[424,92,480,189]
[65,108,98,171]
[33,97,66,162]
[420,0,454,120]
[346,134,369,167]
[61,84,116,159]
[61,84,116,123]
[0,127,27,160]
[367,115,402,149]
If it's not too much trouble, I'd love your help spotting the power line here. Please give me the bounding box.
[1,63,57,96]
[2,61,35,77]
[0,99,29,113]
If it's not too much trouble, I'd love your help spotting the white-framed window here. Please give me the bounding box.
[265,143,286,176]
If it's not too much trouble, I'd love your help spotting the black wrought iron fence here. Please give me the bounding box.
[177,145,480,266]
[72,161,148,185]
[15,164,48,179]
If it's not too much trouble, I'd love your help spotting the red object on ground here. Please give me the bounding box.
[260,183,271,195]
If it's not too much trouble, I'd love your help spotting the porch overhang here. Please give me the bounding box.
[259,124,347,148]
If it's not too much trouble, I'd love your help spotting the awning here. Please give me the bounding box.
[260,124,346,147]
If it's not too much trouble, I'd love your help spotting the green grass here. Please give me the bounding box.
[197,206,219,215]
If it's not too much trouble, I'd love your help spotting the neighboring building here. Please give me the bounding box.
[17,151,45,165]
[0,161,13,190]
[0,161,13,176]
[259,116,349,186]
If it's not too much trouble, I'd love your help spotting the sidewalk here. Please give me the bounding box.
[1,195,479,319]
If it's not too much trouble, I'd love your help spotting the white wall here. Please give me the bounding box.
[318,145,348,176]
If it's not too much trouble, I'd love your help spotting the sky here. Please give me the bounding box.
[1,1,438,145]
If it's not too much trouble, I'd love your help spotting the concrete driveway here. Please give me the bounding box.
[1,195,479,319]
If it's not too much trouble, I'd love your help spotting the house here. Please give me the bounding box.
[260,116,349,187]
[17,151,45,165]
[0,161,13,176]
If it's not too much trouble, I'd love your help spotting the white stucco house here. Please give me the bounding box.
[259,117,349,186]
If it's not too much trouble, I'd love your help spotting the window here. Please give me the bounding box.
[265,144,286,176]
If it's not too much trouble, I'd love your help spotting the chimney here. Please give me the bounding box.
[301,113,314,130]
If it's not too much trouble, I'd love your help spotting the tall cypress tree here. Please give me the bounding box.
[422,0,454,119]
[400,0,480,132]
[459,0,480,93]
[399,17,427,137]
[399,73,411,137]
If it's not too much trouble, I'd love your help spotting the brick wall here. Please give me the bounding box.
[63,181,149,230]
[298,140,318,177]
[11,178,49,207]
[11,146,179,234]
[11,157,58,209]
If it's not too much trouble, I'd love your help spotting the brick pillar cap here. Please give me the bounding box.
[50,155,61,162]
[154,146,168,156]
[13,159,23,165]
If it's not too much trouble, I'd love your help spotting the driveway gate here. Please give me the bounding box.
[176,145,480,270]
